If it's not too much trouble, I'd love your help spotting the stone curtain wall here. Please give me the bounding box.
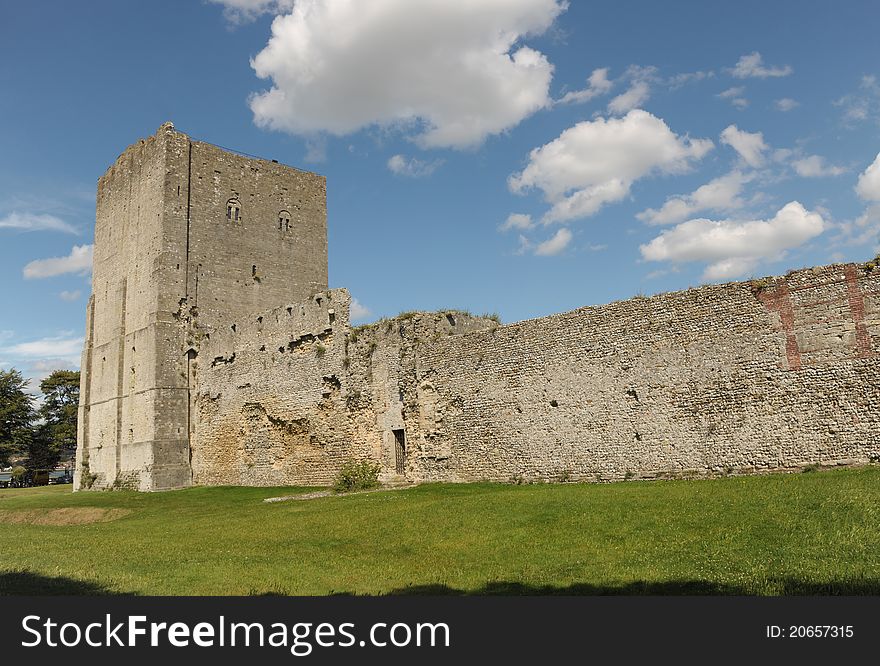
[191,263,879,487]
[756,265,877,369]
[410,264,880,483]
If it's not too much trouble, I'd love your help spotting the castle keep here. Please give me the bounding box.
[75,123,327,490]
[76,124,880,491]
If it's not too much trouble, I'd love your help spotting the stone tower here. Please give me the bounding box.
[75,123,328,490]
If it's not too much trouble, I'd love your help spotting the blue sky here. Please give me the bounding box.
[2,0,879,390]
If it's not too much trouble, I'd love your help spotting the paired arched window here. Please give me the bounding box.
[223,201,294,232]
[226,198,242,222]
[278,210,292,232]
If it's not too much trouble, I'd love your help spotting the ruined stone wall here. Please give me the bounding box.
[191,263,879,488]
[76,124,329,491]
[192,289,356,486]
[409,263,880,483]
[190,295,495,486]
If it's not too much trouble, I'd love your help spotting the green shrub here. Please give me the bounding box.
[333,459,381,493]
[750,278,771,293]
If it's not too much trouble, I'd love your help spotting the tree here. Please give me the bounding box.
[24,423,62,471]
[0,368,35,467]
[38,369,80,459]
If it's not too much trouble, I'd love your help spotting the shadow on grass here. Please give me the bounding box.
[0,571,123,596]
[5,572,879,596]
[385,579,880,596]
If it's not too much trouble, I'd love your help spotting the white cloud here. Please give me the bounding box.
[248,0,566,149]
[720,125,767,168]
[667,70,713,89]
[856,153,880,201]
[771,148,793,163]
[840,99,870,122]
[59,290,82,302]
[835,204,880,251]
[537,179,630,222]
[834,75,879,125]
[606,66,655,115]
[701,257,763,280]
[22,244,93,279]
[27,358,79,392]
[775,98,799,112]
[387,154,443,178]
[557,68,613,105]
[349,297,371,322]
[29,359,72,372]
[637,171,753,225]
[730,52,792,79]
[499,213,534,232]
[534,228,572,256]
[640,201,825,281]
[791,155,846,178]
[717,86,745,99]
[0,212,77,234]
[645,266,681,280]
[717,87,748,109]
[608,80,650,115]
[515,234,532,255]
[0,334,83,396]
[208,0,294,24]
[304,136,327,163]
[509,109,713,224]
[1,335,84,360]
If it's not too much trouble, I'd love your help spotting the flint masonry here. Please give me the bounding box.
[75,124,880,491]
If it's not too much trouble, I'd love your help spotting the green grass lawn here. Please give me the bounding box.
[1,467,878,595]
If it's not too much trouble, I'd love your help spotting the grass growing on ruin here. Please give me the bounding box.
[1,466,879,595]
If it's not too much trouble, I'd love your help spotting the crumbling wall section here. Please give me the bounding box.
[192,289,357,485]
[191,297,496,486]
[348,311,497,482]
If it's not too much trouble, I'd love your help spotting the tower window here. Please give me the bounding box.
[226,198,242,222]
[278,210,292,232]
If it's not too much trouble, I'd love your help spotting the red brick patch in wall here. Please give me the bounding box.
[844,265,873,358]
[757,282,802,370]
